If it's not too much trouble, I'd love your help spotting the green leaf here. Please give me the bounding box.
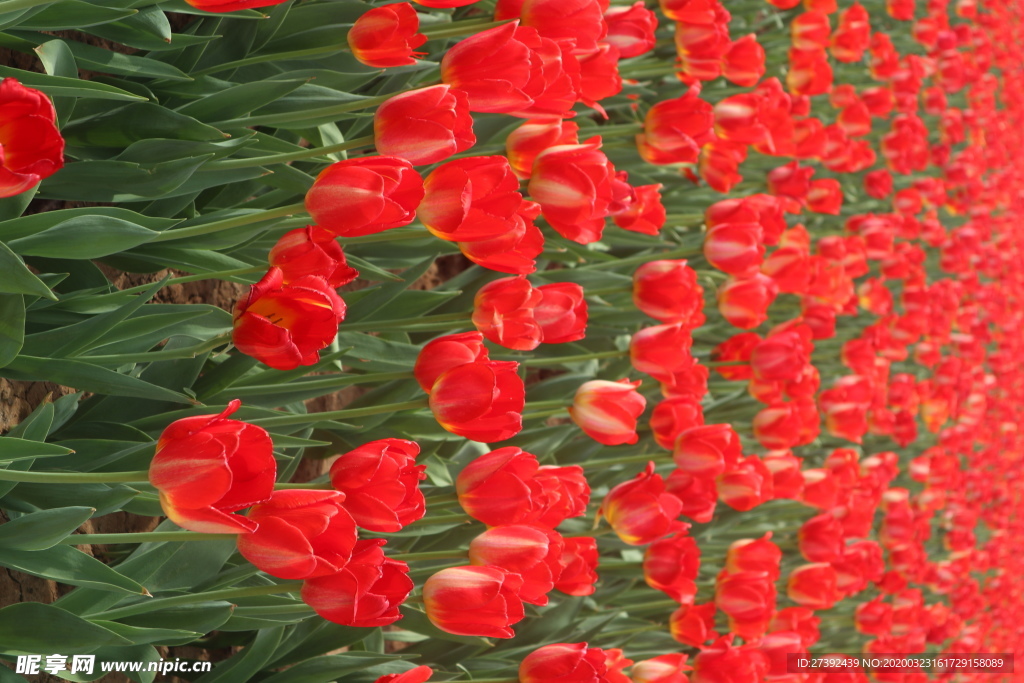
[83,6,172,51]
[2,356,195,403]
[0,603,133,655]
[0,65,146,101]
[65,40,192,81]
[0,436,74,462]
[0,545,148,595]
[91,621,202,646]
[1,482,136,517]
[38,156,212,202]
[8,216,159,259]
[344,256,436,323]
[0,293,24,368]
[175,78,307,122]
[259,654,398,683]
[0,506,93,550]
[194,626,285,683]
[0,186,36,222]
[0,207,179,241]
[17,1,136,29]
[0,241,55,300]
[119,602,234,638]
[63,102,225,147]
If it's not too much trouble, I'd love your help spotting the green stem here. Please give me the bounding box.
[341,312,472,333]
[250,398,430,428]
[81,333,232,365]
[580,452,671,470]
[225,371,415,399]
[520,349,627,366]
[390,550,468,561]
[585,285,632,297]
[0,469,150,484]
[215,93,398,129]
[521,408,567,421]
[61,532,235,544]
[151,203,307,243]
[337,227,433,245]
[424,492,459,507]
[414,513,472,526]
[86,582,303,621]
[208,135,376,171]
[193,44,349,77]
[576,246,703,270]
[594,122,643,138]
[275,481,330,490]
[420,18,512,40]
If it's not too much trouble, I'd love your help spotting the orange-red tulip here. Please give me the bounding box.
[329,438,426,532]
[423,565,525,638]
[569,378,646,446]
[469,524,564,605]
[528,139,616,244]
[0,78,64,198]
[644,532,701,603]
[305,157,423,237]
[374,85,476,165]
[601,462,685,545]
[268,226,359,287]
[347,3,426,68]
[519,643,632,683]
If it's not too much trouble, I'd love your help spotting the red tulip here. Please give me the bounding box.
[232,268,345,371]
[528,139,616,244]
[637,89,715,164]
[750,326,813,381]
[423,565,525,638]
[458,200,545,274]
[569,379,646,446]
[236,490,357,579]
[428,359,524,442]
[149,400,275,534]
[347,3,426,68]
[0,78,64,197]
[504,0,608,53]
[472,276,544,350]
[413,331,488,392]
[831,3,870,62]
[673,424,741,478]
[670,602,718,648]
[520,643,632,683]
[507,119,580,179]
[699,139,747,193]
[532,465,591,527]
[604,2,657,58]
[717,273,778,329]
[412,0,478,5]
[328,438,426,532]
[631,654,692,683]
[691,635,769,683]
[703,222,765,275]
[601,462,685,545]
[763,450,804,499]
[787,563,840,609]
[718,455,773,511]
[798,513,845,562]
[651,396,705,451]
[469,524,564,605]
[725,533,782,580]
[535,283,588,343]
[769,606,820,646]
[807,178,843,214]
[710,332,758,381]
[268,226,359,287]
[630,322,697,383]
[374,85,476,165]
[787,48,833,97]
[713,94,770,146]
[577,44,622,112]
[791,11,831,50]
[722,35,766,87]
[301,539,413,627]
[666,469,718,523]
[633,260,706,327]
[555,537,599,596]
[612,183,666,236]
[644,533,701,603]
[419,156,525,242]
[375,666,434,683]
[715,570,776,639]
[305,157,423,237]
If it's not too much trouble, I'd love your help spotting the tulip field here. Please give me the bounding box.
[0,0,1019,680]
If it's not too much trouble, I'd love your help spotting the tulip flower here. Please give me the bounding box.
[673,424,741,478]
[419,156,526,242]
[718,456,774,511]
[636,89,715,165]
[717,273,778,329]
[554,537,599,596]
[569,379,646,446]
[612,183,666,236]
[713,94,770,146]
[650,396,705,451]
[414,332,489,392]
[670,602,718,648]
[458,200,545,274]
[630,322,696,382]
[428,360,524,442]
[787,563,840,609]
[725,534,782,580]
[763,450,804,499]
[703,222,765,275]
[534,283,587,343]
[412,0,477,5]
[236,490,357,580]
[691,636,770,683]
[644,533,700,603]
[528,139,616,244]
[604,2,657,58]
[472,276,543,350]
[807,178,843,214]
[633,260,706,327]
[722,35,766,87]
[232,268,345,371]
[791,11,831,50]
[715,570,776,640]
[519,643,632,683]
[301,539,413,627]
[798,513,845,562]
[601,462,685,545]
[374,85,476,166]
[149,400,275,534]
[787,47,833,97]
[268,226,359,287]
[469,524,564,605]
[769,607,820,646]
[532,465,591,527]
[305,157,423,238]
[347,3,426,68]
[507,119,580,179]
[375,666,434,683]
[423,565,525,638]
[328,438,426,532]
[503,0,608,53]
[631,654,692,683]
[0,78,64,198]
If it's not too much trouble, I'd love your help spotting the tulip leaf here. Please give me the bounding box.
[34,39,78,125]
[267,621,371,669]
[0,241,56,300]
[9,216,159,260]
[194,626,286,683]
[0,506,94,550]
[0,207,179,241]
[176,78,308,122]
[64,40,192,81]
[82,6,173,51]
[0,437,74,463]
[62,103,225,147]
[0,545,148,595]
[16,1,137,30]
[0,293,25,369]
[91,621,203,646]
[395,607,495,646]
[342,255,438,324]
[38,157,212,202]
[0,66,146,101]
[1,482,137,517]
[0,603,134,655]
[258,654,400,683]
[1,356,195,403]
[118,602,235,637]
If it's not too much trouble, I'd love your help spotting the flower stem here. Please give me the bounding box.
[86,582,304,621]
[61,532,235,544]
[208,135,376,171]
[521,349,628,366]
[341,311,473,333]
[81,333,232,365]
[390,550,468,561]
[424,491,459,507]
[420,18,512,40]
[576,246,703,271]
[0,470,150,484]
[215,94,398,129]
[250,398,430,428]
[151,203,307,243]
[580,453,671,470]
[226,371,415,399]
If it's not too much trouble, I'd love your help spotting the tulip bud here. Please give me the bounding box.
[715,570,776,640]
[673,424,741,478]
[347,3,426,68]
[604,2,657,58]
[305,157,424,238]
[717,273,779,329]
[787,563,840,609]
[637,89,715,164]
[374,85,476,166]
[423,565,525,638]
[651,396,705,451]
[419,156,526,242]
[703,222,766,275]
[268,226,359,287]
[458,200,545,274]
[506,119,580,179]
[569,379,646,446]
[718,455,774,511]
[0,78,64,197]
[632,654,692,683]
[329,438,426,532]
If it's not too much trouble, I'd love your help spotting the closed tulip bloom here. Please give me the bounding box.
[472,276,544,350]
[718,455,773,511]
[704,222,765,275]
[577,44,623,112]
[651,396,705,451]
[507,0,608,53]
[787,47,833,97]
[535,283,588,343]
[750,327,812,381]
[710,332,759,380]
[787,563,840,609]
[374,85,476,166]
[769,606,820,646]
[713,94,769,146]
[670,602,718,648]
[414,331,490,392]
[715,570,776,639]
[507,119,580,179]
[717,273,778,329]
[149,400,275,534]
[423,565,525,638]
[305,157,423,238]
[798,513,845,562]
[674,424,741,478]
[725,533,782,580]
[604,2,657,58]
[601,462,685,545]
[763,450,804,499]
[644,533,701,603]
[347,3,426,68]
[757,631,804,678]
[807,178,843,214]
[457,447,547,526]
[429,360,524,442]
[236,490,357,580]
[0,78,64,198]
[459,200,545,274]
[419,156,525,242]
[469,524,564,605]
[630,322,696,381]
[232,268,344,371]
[301,539,413,627]
[666,469,718,523]
[722,35,766,87]
[791,11,831,49]
[529,139,616,244]
[612,183,667,236]
[855,598,893,635]
[570,379,646,446]
[555,537,599,596]
[691,635,770,683]
[329,438,426,532]
[633,260,706,327]
[632,654,692,683]
[268,226,359,287]
[375,666,434,683]
[520,643,632,683]
[830,2,870,62]
[637,89,715,164]
[532,465,591,527]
